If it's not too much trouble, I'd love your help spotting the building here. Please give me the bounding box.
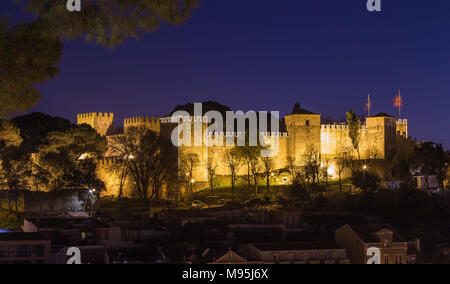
[79,102,409,196]
[335,224,408,264]
[242,242,349,264]
[23,217,111,264]
[208,249,249,264]
[0,232,52,264]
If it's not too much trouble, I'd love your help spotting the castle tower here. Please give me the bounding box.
[77,112,114,136]
[366,113,397,160]
[396,119,408,138]
[285,103,322,164]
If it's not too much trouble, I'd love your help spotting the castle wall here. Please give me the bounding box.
[79,111,405,195]
[285,114,322,165]
[77,113,114,136]
[124,116,160,133]
[96,158,134,197]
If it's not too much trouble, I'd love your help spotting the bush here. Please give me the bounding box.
[351,170,380,191]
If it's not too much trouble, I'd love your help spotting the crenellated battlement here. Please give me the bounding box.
[77,112,115,136]
[320,124,367,131]
[123,116,161,133]
[77,112,114,119]
[124,116,159,125]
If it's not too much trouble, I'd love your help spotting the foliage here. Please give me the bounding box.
[412,142,449,189]
[351,170,380,191]
[12,112,71,152]
[37,124,107,191]
[109,126,177,204]
[346,109,361,159]
[302,144,321,185]
[17,0,199,47]
[224,148,241,200]
[0,20,63,118]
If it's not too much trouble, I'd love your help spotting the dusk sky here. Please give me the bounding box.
[2,0,450,149]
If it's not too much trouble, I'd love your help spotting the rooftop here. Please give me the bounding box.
[369,112,394,118]
[0,232,48,242]
[290,102,317,115]
[252,241,344,251]
[26,217,110,230]
[349,223,405,243]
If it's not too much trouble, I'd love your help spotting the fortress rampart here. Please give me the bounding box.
[79,105,408,196]
[124,116,161,133]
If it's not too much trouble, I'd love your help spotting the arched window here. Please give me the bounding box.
[306,120,310,126]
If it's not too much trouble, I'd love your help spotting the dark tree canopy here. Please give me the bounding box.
[12,112,72,152]
[0,20,63,118]
[17,0,199,47]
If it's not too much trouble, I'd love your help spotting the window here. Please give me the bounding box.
[395,255,403,264]
[0,246,9,258]
[384,255,389,264]
[306,120,310,126]
[33,245,44,257]
[272,254,279,264]
[288,253,295,264]
[14,245,30,257]
[81,232,86,240]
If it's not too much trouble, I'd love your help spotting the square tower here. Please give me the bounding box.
[77,112,114,136]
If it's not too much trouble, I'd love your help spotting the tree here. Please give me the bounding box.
[262,157,274,192]
[224,148,241,201]
[351,170,380,192]
[17,0,199,47]
[0,120,22,151]
[336,147,351,191]
[287,156,298,185]
[236,142,261,188]
[321,156,332,185]
[0,120,24,213]
[12,112,72,153]
[412,142,449,190]
[249,154,262,195]
[37,124,107,191]
[109,126,177,218]
[180,152,200,195]
[303,144,321,185]
[109,160,129,199]
[435,144,449,189]
[347,110,361,160]
[0,20,63,118]
[206,157,217,196]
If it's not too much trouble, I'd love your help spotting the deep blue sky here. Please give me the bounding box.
[2,0,450,149]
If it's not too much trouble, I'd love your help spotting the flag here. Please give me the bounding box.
[365,94,371,116]
[394,91,402,107]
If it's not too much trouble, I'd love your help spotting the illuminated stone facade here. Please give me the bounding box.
[78,106,408,196]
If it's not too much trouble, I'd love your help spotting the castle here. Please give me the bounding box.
[77,103,409,196]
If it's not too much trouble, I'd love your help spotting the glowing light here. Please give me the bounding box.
[271,173,275,177]
[327,164,335,177]
[78,153,89,160]
[363,165,368,170]
[191,179,195,184]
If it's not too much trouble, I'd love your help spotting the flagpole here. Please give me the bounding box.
[398,90,401,119]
